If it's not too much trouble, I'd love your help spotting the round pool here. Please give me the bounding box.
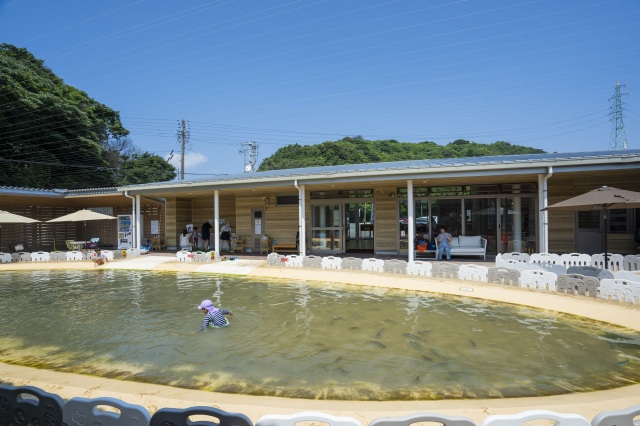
[0,270,638,400]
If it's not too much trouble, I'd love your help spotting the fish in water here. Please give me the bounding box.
[403,333,421,340]
[367,340,386,349]
[421,355,434,362]
[418,330,432,335]
[375,328,384,338]
[408,340,423,350]
[470,339,477,348]
[616,359,629,367]
[335,356,343,362]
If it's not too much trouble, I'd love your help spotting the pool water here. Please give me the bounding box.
[1,270,639,400]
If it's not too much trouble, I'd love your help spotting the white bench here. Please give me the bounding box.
[435,235,487,260]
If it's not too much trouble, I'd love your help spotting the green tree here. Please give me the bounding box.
[258,138,545,171]
[0,44,175,189]
[118,152,176,185]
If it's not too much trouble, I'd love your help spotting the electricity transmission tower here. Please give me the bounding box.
[239,141,259,173]
[176,119,190,179]
[609,80,629,150]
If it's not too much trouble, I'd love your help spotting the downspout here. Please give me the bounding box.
[135,194,141,249]
[538,166,553,253]
[124,190,136,249]
[294,180,306,256]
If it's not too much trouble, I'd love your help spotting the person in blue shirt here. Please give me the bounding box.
[436,225,453,260]
[198,299,232,330]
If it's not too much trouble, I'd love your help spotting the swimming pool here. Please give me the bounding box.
[1,270,639,400]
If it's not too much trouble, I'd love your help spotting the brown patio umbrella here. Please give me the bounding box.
[545,186,640,268]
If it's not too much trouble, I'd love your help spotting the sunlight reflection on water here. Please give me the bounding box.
[1,270,639,400]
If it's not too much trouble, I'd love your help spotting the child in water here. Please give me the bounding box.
[198,299,232,330]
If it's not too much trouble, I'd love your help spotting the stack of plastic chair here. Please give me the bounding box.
[63,397,150,426]
[151,406,252,426]
[0,385,65,426]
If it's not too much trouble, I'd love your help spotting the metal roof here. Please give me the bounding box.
[119,149,640,192]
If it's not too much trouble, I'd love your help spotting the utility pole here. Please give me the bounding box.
[176,119,190,179]
[609,81,629,150]
[239,141,259,173]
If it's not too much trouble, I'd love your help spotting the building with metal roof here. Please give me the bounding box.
[1,149,638,256]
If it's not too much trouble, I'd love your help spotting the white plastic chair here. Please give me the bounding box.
[560,253,591,268]
[500,252,530,263]
[30,251,50,262]
[100,250,114,261]
[362,257,384,272]
[321,256,342,269]
[520,269,558,291]
[65,250,83,261]
[176,250,193,262]
[530,252,561,265]
[600,278,640,304]
[256,412,362,426]
[0,252,13,263]
[592,404,640,426]
[11,251,31,262]
[591,253,625,271]
[371,413,476,426]
[481,410,591,426]
[63,397,150,426]
[459,264,488,282]
[406,260,433,276]
[623,254,640,271]
[285,254,303,267]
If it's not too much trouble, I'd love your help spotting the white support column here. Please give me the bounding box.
[135,195,141,249]
[299,184,306,256]
[407,180,414,263]
[512,185,522,252]
[129,195,136,250]
[538,167,552,253]
[214,190,220,257]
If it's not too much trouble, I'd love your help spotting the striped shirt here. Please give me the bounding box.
[200,309,231,330]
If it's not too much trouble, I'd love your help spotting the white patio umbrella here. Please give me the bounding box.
[47,209,116,243]
[0,210,40,224]
[0,210,40,251]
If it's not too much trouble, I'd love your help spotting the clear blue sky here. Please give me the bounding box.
[2,0,639,179]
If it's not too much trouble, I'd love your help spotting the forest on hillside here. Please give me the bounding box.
[0,44,175,189]
[258,137,545,171]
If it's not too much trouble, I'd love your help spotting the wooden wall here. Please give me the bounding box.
[235,191,300,250]
[165,198,192,248]
[0,203,164,251]
[373,185,399,253]
[548,171,640,255]
[165,195,236,249]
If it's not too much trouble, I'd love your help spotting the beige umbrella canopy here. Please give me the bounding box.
[545,186,640,211]
[0,210,40,251]
[47,209,116,242]
[545,186,640,268]
[0,210,40,224]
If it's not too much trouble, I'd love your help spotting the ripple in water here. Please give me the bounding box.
[1,270,639,400]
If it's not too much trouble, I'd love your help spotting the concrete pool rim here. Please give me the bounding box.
[1,258,639,423]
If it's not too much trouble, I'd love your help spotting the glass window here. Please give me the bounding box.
[609,209,630,233]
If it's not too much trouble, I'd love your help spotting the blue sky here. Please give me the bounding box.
[1,0,639,179]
